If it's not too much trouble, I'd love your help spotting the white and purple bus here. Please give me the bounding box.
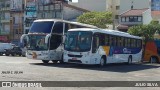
[64,28,142,66]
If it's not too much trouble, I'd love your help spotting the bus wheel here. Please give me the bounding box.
[59,55,64,64]
[128,56,132,64]
[52,60,58,63]
[11,54,15,56]
[42,60,49,63]
[150,56,158,63]
[6,54,9,56]
[99,57,105,66]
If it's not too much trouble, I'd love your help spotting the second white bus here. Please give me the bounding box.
[64,28,142,66]
[20,19,97,63]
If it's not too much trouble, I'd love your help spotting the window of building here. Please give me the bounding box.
[115,15,119,19]
[138,17,142,22]
[129,17,134,22]
[121,17,125,22]
[126,17,129,22]
[134,17,138,22]
[116,6,120,10]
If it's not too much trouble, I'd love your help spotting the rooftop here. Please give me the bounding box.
[151,11,160,16]
[121,8,149,17]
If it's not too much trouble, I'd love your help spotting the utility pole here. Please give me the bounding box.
[112,0,115,30]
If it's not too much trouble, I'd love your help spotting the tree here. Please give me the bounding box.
[77,12,112,28]
[128,24,160,43]
[150,20,159,25]
[128,24,160,60]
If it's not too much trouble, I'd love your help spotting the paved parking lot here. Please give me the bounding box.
[0,56,160,90]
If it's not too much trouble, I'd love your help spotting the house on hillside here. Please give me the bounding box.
[117,8,152,32]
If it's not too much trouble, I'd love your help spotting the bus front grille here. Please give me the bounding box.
[68,54,82,58]
[68,59,82,63]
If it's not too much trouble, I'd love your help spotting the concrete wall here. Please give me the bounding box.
[143,9,152,24]
[69,0,107,11]
[119,0,150,14]
[63,6,84,21]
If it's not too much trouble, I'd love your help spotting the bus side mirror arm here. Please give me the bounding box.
[20,34,28,43]
[45,34,51,44]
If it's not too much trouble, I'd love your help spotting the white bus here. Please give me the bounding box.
[20,19,97,63]
[64,28,142,66]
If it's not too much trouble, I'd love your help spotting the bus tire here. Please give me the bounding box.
[42,60,49,63]
[127,56,132,65]
[11,54,15,56]
[52,60,58,63]
[99,57,106,66]
[150,56,158,63]
[59,55,64,64]
[6,54,9,56]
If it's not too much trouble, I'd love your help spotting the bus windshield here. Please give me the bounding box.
[65,31,92,52]
[29,21,54,33]
[27,35,48,51]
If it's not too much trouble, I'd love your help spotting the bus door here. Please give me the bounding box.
[91,34,102,64]
[49,22,64,60]
[107,35,117,63]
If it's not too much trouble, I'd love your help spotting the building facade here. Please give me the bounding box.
[151,0,160,11]
[0,0,10,42]
[10,0,24,42]
[24,0,37,34]
[118,8,152,32]
[69,0,151,29]
[151,0,160,22]
[69,0,108,11]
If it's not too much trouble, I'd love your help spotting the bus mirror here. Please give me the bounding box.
[62,35,66,44]
[20,34,28,43]
[45,34,51,44]
[20,34,29,47]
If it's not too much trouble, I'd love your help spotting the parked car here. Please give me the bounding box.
[5,46,22,56]
[0,43,13,56]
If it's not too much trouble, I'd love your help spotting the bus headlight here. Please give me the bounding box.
[64,51,67,55]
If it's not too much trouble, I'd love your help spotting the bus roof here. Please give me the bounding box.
[34,19,98,28]
[68,28,142,39]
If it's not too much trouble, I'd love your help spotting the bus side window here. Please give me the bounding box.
[52,22,63,34]
[124,38,128,47]
[109,36,113,46]
[136,39,142,48]
[120,37,124,47]
[50,35,62,50]
[105,34,109,46]
[117,37,121,47]
[99,33,105,46]
[113,36,117,46]
[65,23,69,33]
[131,39,136,48]
[92,34,99,53]
[128,38,131,47]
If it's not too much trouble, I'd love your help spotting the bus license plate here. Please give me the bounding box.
[72,58,77,60]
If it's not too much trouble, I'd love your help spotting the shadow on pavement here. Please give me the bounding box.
[30,62,160,73]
